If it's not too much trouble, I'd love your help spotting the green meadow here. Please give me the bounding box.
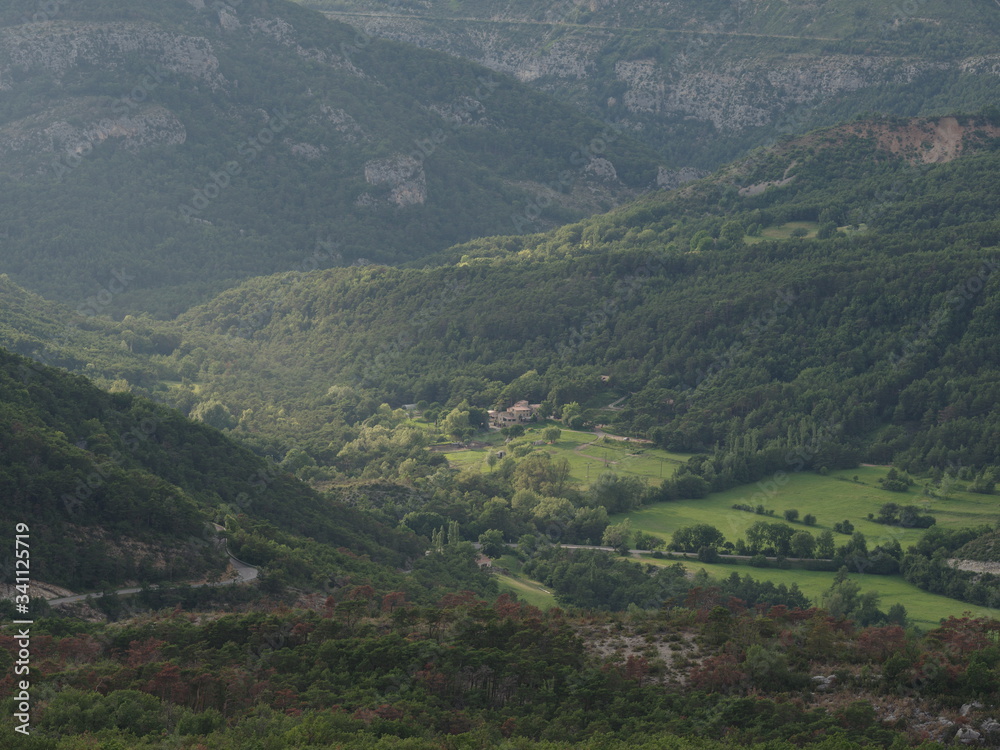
[612,466,1000,550]
[493,554,558,609]
[744,221,820,244]
[494,549,1000,627]
[645,556,1000,629]
[606,465,1000,627]
[445,425,687,487]
[445,428,1000,626]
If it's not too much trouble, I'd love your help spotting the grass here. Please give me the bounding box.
[445,425,689,488]
[745,221,820,244]
[612,466,1000,552]
[453,430,1000,625]
[493,554,558,609]
[608,465,1000,627]
[640,556,1000,629]
[490,548,998,626]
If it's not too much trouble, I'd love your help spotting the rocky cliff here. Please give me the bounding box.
[302,0,1000,168]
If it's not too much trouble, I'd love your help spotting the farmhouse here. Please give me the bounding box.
[488,400,542,428]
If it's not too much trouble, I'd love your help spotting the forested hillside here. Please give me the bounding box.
[128,116,1000,488]
[0,0,659,315]
[0,345,432,596]
[2,114,999,623]
[3,577,1000,747]
[12,337,1000,750]
[3,1,1000,747]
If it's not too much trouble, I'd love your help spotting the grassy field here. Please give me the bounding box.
[445,425,689,488]
[448,426,1000,625]
[744,221,820,243]
[493,554,558,609]
[602,465,1000,627]
[641,556,1000,629]
[612,465,1000,551]
[492,550,998,626]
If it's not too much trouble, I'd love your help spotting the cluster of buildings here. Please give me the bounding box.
[487,400,542,428]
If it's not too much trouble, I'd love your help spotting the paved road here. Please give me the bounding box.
[47,530,258,608]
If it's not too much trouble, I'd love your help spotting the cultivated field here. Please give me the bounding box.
[612,466,1000,550]
[445,425,687,487]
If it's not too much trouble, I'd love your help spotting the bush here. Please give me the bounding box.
[749,554,770,568]
[671,523,724,553]
[803,514,817,526]
[697,546,721,563]
[783,509,799,522]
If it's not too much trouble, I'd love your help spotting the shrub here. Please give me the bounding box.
[697,546,721,563]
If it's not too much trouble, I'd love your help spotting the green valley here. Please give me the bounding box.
[2,2,1000,740]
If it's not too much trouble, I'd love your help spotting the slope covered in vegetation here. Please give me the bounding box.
[151,116,1000,484]
[0,346,426,596]
[0,0,659,315]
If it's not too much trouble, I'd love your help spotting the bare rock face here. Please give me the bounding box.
[316,8,1000,168]
[218,7,241,32]
[961,702,984,717]
[656,166,706,190]
[0,101,186,170]
[584,157,619,183]
[0,23,226,89]
[363,155,427,207]
[318,106,366,142]
[611,55,940,131]
[949,558,1000,575]
[810,674,836,692]
[956,726,981,745]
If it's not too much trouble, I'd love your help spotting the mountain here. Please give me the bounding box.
[0,0,661,316]
[0,344,429,599]
[3,114,999,483]
[300,0,1000,171]
[150,115,1000,481]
